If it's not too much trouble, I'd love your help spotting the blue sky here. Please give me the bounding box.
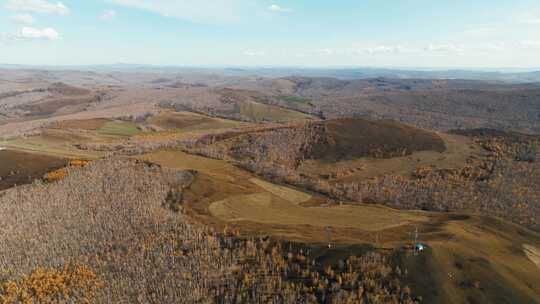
[1,0,540,68]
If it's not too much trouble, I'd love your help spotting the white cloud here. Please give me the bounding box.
[364,45,403,54]
[100,9,117,21]
[20,27,60,40]
[482,42,506,52]
[350,45,412,55]
[521,40,540,49]
[316,48,335,55]
[243,50,266,56]
[268,4,291,13]
[0,26,60,42]
[6,0,69,15]
[462,25,498,35]
[9,14,35,24]
[426,43,465,53]
[520,18,540,24]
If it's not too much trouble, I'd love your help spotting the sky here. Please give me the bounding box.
[0,0,540,68]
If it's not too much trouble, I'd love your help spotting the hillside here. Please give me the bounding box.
[191,118,449,171]
[0,68,539,303]
[310,118,446,161]
[190,118,540,232]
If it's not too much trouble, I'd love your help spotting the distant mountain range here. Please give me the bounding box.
[1,64,540,83]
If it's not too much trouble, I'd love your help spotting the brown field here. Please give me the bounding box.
[146,110,246,131]
[0,149,66,190]
[147,111,215,129]
[48,118,110,130]
[311,118,446,161]
[299,133,480,182]
[19,95,97,117]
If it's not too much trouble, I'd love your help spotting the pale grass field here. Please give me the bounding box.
[524,244,540,271]
[249,177,312,204]
[209,192,428,232]
[138,150,428,234]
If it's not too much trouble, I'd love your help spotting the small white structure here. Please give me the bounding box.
[0,147,6,151]
[415,243,426,252]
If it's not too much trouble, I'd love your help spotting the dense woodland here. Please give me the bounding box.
[0,159,418,303]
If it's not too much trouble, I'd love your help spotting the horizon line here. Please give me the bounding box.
[1,63,539,73]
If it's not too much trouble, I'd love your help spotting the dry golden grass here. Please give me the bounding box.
[524,244,540,271]
[209,193,428,232]
[411,217,540,304]
[136,149,238,173]
[249,178,312,204]
[137,150,427,242]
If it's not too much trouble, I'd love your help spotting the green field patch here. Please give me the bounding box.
[279,95,312,105]
[98,121,142,136]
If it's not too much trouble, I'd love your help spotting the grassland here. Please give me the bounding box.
[525,245,540,270]
[404,217,540,304]
[279,95,313,106]
[209,193,429,232]
[49,118,110,130]
[146,110,247,132]
[0,129,108,159]
[249,177,312,204]
[97,121,142,136]
[137,150,427,243]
